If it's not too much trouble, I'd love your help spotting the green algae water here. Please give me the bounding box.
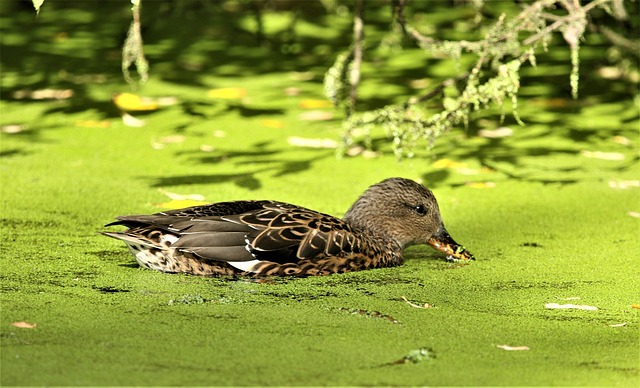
[1,1,638,386]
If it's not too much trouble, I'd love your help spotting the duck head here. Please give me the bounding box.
[343,178,474,261]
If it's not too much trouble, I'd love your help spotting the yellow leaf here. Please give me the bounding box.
[155,199,207,210]
[299,99,333,109]
[207,87,246,99]
[612,136,631,146]
[113,93,159,111]
[75,120,111,128]
[432,159,467,169]
[465,181,496,189]
[259,119,285,129]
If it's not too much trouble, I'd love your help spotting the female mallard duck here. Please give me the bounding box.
[103,177,474,277]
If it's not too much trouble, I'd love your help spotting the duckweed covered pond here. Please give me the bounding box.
[1,1,639,386]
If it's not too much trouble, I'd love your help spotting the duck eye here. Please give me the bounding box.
[414,205,427,216]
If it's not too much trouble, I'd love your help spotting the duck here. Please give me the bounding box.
[102,177,474,277]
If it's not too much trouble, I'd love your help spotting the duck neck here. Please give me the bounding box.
[342,211,403,256]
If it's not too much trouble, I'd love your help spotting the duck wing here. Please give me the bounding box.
[105,200,362,274]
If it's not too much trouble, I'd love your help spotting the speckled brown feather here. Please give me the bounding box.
[103,178,474,277]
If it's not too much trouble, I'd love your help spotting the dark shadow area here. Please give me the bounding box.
[1,0,637,189]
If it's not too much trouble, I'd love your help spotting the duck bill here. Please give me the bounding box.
[427,226,475,261]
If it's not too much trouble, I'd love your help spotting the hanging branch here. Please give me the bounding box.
[349,0,365,114]
[122,0,149,89]
[335,0,630,159]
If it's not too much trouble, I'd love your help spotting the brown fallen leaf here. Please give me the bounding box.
[11,321,37,329]
[631,304,640,309]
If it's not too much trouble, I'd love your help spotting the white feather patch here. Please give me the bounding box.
[228,259,261,272]
[161,234,178,245]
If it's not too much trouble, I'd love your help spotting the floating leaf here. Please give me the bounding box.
[158,189,205,201]
[75,120,111,128]
[259,119,285,129]
[580,150,625,161]
[11,321,37,329]
[401,296,432,309]
[432,159,467,169]
[157,135,186,144]
[612,136,631,146]
[545,303,598,311]
[287,136,338,149]
[12,88,73,100]
[608,180,640,189]
[465,181,496,189]
[478,127,513,138]
[496,345,530,351]
[121,112,146,127]
[113,92,159,111]
[207,87,246,99]
[298,110,334,121]
[299,99,333,109]
[628,211,640,218]
[346,146,381,159]
[284,87,300,96]
[1,124,26,134]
